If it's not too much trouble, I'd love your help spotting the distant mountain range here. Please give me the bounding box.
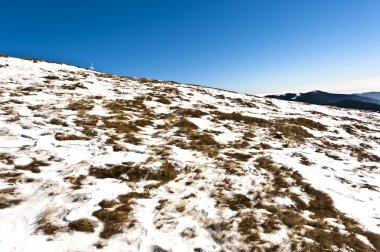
[266,91,380,112]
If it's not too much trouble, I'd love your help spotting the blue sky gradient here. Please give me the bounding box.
[1,0,379,93]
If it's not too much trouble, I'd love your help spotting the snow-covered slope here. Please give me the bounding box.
[0,55,379,252]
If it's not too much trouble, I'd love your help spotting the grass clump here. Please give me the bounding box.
[238,215,260,242]
[0,196,21,209]
[89,164,147,181]
[147,161,177,182]
[188,132,220,157]
[175,108,208,118]
[224,152,251,161]
[68,218,95,232]
[37,209,61,235]
[156,96,171,104]
[227,194,251,210]
[174,117,198,132]
[349,146,380,162]
[50,118,68,127]
[89,162,178,183]
[278,118,327,131]
[15,159,49,173]
[0,152,15,165]
[67,100,94,111]
[271,123,313,142]
[214,111,271,128]
[93,209,129,239]
[55,133,88,141]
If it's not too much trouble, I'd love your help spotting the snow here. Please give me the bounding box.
[0,55,379,251]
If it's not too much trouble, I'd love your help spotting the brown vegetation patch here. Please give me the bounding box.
[67,100,94,111]
[44,75,60,80]
[213,111,271,128]
[36,209,61,235]
[271,123,313,142]
[118,192,149,204]
[224,152,251,161]
[146,161,177,182]
[253,142,272,150]
[342,125,356,135]
[278,118,327,131]
[62,82,86,90]
[156,96,172,105]
[238,215,260,242]
[187,132,220,157]
[50,118,68,127]
[227,194,251,210]
[104,98,147,112]
[349,146,380,162]
[89,164,146,181]
[99,199,118,209]
[68,218,95,232]
[90,162,178,183]
[15,159,49,173]
[174,118,199,132]
[101,118,140,134]
[93,209,129,238]
[174,108,208,118]
[64,175,87,189]
[231,98,258,108]
[0,152,15,165]
[0,190,21,209]
[55,133,88,141]
[93,191,150,239]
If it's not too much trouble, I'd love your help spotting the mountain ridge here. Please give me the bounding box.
[266,90,380,112]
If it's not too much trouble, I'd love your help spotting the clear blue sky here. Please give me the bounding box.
[1,0,379,94]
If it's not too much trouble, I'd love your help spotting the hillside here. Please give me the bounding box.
[266,91,380,112]
[359,92,380,101]
[0,55,380,252]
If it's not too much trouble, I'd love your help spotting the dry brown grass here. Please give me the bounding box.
[0,152,15,165]
[349,146,380,162]
[174,118,199,132]
[50,118,68,127]
[55,133,88,141]
[36,209,60,235]
[227,194,251,210]
[104,98,147,112]
[213,111,271,128]
[62,82,86,90]
[44,75,60,80]
[271,123,313,142]
[15,159,49,173]
[68,218,95,232]
[278,118,327,131]
[187,132,220,157]
[90,162,177,183]
[146,161,177,182]
[64,175,86,189]
[238,215,260,242]
[89,164,146,181]
[0,190,21,209]
[251,156,378,250]
[99,199,118,209]
[93,191,150,239]
[93,209,129,239]
[224,152,251,161]
[156,96,172,105]
[67,100,94,111]
[342,124,356,135]
[175,108,208,118]
[101,118,140,134]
